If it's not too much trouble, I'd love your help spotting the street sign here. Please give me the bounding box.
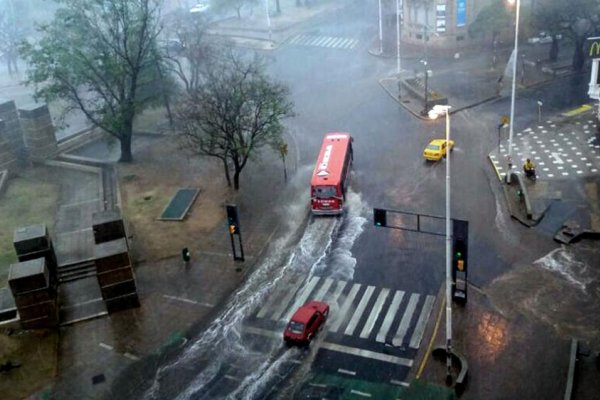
[500,115,510,125]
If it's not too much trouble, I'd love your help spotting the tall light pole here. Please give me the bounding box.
[265,0,272,41]
[396,0,402,75]
[428,104,453,384]
[507,0,521,184]
[378,0,383,54]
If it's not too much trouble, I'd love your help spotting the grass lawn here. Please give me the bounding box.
[0,167,60,286]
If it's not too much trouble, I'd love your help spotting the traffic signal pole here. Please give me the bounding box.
[226,205,245,262]
[373,207,468,387]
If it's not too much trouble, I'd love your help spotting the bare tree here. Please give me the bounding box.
[176,50,294,190]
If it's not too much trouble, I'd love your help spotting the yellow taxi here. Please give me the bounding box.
[423,139,454,161]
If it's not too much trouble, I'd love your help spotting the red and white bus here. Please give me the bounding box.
[311,133,353,215]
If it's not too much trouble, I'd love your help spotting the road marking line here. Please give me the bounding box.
[123,352,139,361]
[269,279,304,321]
[392,293,419,346]
[99,342,113,350]
[60,297,103,310]
[309,383,328,388]
[224,374,240,381]
[562,104,592,117]
[322,37,336,47]
[337,368,356,376]
[376,290,405,343]
[329,283,361,333]
[340,39,352,49]
[312,36,328,46]
[313,277,334,301]
[284,276,321,320]
[258,279,301,319]
[409,295,436,349]
[244,326,282,340]
[331,38,345,48]
[359,288,389,339]
[322,343,413,367]
[328,280,347,305]
[349,39,359,48]
[344,286,375,336]
[416,295,445,379]
[350,389,372,397]
[390,380,410,387]
[162,295,213,308]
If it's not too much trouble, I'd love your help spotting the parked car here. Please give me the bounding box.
[527,32,562,44]
[283,301,329,346]
[423,139,454,161]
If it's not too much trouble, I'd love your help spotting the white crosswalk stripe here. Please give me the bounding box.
[288,34,359,50]
[329,283,361,333]
[253,277,437,352]
[392,293,419,347]
[409,295,436,349]
[376,290,405,343]
[359,288,389,339]
[344,286,375,336]
[283,275,320,320]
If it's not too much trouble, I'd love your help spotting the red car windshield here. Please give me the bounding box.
[288,321,305,334]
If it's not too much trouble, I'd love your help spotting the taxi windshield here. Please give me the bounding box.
[288,321,305,334]
[426,144,440,151]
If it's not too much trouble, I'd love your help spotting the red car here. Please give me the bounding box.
[284,301,329,346]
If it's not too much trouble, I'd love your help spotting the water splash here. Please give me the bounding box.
[534,247,594,293]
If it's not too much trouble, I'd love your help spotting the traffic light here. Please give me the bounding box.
[226,204,240,235]
[373,208,387,227]
[452,219,469,277]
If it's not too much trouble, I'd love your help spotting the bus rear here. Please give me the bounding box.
[310,133,353,215]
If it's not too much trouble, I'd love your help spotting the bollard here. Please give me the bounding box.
[182,248,190,262]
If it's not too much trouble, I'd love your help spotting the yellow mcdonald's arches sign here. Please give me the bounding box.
[587,37,600,58]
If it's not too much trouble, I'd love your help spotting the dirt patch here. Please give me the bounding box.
[0,328,58,400]
[118,134,232,262]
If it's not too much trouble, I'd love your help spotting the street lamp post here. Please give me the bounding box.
[265,0,273,41]
[428,104,453,384]
[421,59,429,115]
[378,0,383,54]
[507,0,521,184]
[396,0,401,75]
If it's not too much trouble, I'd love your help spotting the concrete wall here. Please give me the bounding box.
[0,99,29,173]
[19,104,58,162]
[0,119,20,176]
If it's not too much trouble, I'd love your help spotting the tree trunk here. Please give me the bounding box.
[233,169,241,190]
[237,7,241,19]
[549,38,559,62]
[119,135,133,162]
[222,158,232,187]
[276,0,281,13]
[572,37,586,72]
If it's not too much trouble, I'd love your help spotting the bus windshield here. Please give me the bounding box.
[313,186,337,198]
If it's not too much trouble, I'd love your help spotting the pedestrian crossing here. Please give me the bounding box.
[252,276,436,350]
[287,34,359,50]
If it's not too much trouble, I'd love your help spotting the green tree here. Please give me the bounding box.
[526,0,564,61]
[19,0,166,162]
[176,50,294,190]
[162,8,217,95]
[468,0,512,45]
